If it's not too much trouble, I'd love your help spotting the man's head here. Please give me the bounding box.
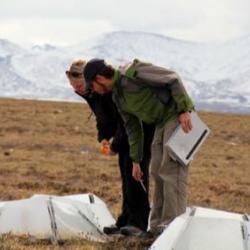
[83,58,114,95]
[66,59,86,95]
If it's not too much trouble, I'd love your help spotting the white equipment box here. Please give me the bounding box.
[165,112,210,166]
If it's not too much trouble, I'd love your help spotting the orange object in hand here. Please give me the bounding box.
[100,145,110,155]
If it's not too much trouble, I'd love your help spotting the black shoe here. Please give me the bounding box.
[120,225,144,237]
[103,225,120,235]
[143,230,157,239]
[147,225,166,237]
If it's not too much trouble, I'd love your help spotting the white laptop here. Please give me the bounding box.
[165,112,210,166]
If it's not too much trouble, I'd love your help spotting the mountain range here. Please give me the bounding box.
[0,31,249,113]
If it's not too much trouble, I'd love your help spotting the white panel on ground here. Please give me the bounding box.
[150,207,250,250]
[0,194,115,242]
[174,218,244,250]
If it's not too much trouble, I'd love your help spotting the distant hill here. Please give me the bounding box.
[0,31,250,113]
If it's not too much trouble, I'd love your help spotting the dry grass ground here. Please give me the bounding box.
[0,98,249,249]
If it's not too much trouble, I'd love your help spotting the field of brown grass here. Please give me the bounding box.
[0,98,249,249]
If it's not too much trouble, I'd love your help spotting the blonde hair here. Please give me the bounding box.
[66,59,86,79]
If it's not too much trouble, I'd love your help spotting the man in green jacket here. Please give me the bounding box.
[83,58,194,236]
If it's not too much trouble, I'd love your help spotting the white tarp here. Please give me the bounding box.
[0,193,115,242]
[1,195,249,249]
[150,207,250,250]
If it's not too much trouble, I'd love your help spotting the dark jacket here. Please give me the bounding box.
[77,91,127,153]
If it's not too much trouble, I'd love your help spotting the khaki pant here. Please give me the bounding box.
[150,118,189,229]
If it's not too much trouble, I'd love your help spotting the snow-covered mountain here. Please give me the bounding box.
[0,39,25,57]
[0,32,249,113]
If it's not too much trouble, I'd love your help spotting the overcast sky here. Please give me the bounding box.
[1,0,250,46]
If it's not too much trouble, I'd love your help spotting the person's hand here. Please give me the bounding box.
[178,112,192,133]
[100,139,110,155]
[100,139,117,155]
[101,139,110,147]
[132,162,143,181]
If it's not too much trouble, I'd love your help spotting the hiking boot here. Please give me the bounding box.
[120,225,144,237]
[103,225,120,235]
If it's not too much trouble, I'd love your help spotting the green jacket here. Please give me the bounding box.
[112,59,194,163]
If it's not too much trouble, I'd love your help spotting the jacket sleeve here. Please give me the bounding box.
[129,61,194,113]
[113,95,144,163]
[109,121,127,153]
[95,118,116,142]
[121,112,144,163]
[79,92,116,142]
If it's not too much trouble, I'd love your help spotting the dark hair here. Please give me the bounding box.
[84,59,115,90]
[99,65,115,79]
